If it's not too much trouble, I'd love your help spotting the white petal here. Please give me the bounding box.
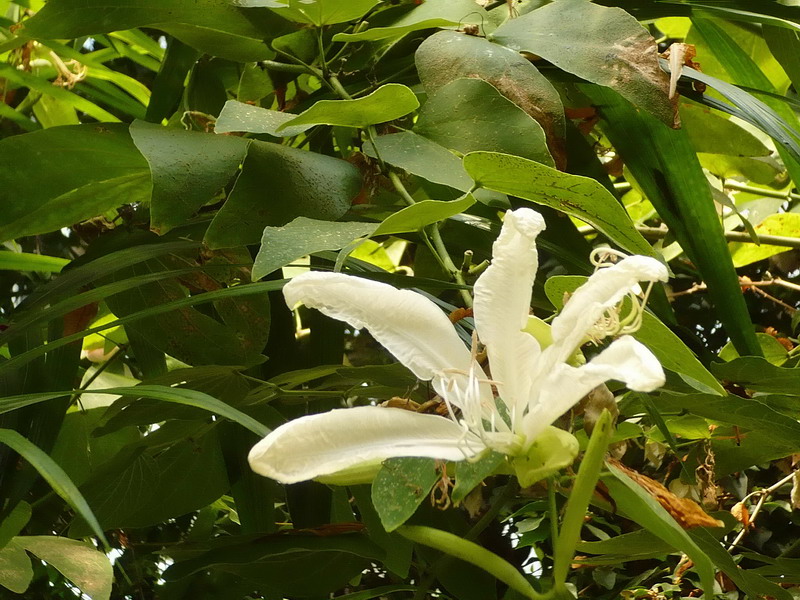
[248,406,483,484]
[473,208,546,418]
[547,256,668,364]
[283,272,475,396]
[521,336,664,444]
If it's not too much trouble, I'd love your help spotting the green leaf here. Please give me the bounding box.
[463,151,654,257]
[365,132,473,192]
[279,84,419,131]
[0,540,32,594]
[650,391,800,454]
[689,18,800,186]
[719,333,789,366]
[253,218,377,280]
[350,485,413,578]
[0,252,68,273]
[0,64,118,123]
[687,528,792,600]
[332,0,489,42]
[241,0,379,26]
[374,196,476,236]
[415,30,566,168]
[765,25,800,93]
[215,99,312,137]
[415,78,553,167]
[18,537,112,600]
[372,457,438,532]
[452,452,505,504]
[0,279,286,375]
[0,429,108,547]
[145,38,200,123]
[332,585,418,600]
[130,121,249,233]
[544,274,724,395]
[583,84,761,356]
[21,0,291,62]
[73,427,229,532]
[162,534,382,597]
[0,503,31,550]
[680,100,771,157]
[490,0,675,127]
[729,212,800,267]
[711,356,800,394]
[604,462,716,597]
[0,124,150,242]
[206,141,361,248]
[576,528,674,559]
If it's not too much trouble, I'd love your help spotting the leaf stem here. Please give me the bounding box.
[552,410,613,594]
[399,524,547,600]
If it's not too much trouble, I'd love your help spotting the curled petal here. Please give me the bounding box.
[249,406,484,484]
[522,336,664,444]
[473,208,545,418]
[284,272,476,397]
[547,256,668,364]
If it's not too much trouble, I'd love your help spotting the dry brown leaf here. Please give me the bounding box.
[608,458,724,529]
[731,502,751,529]
[791,471,800,510]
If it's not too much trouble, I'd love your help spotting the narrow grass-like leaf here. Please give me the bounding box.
[0,429,108,547]
[583,85,761,356]
[0,252,68,273]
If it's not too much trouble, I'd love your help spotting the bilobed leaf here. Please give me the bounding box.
[765,25,800,93]
[374,196,476,236]
[372,458,439,532]
[21,0,291,61]
[490,0,676,127]
[0,252,69,273]
[604,462,716,597]
[130,121,249,233]
[253,218,377,280]
[0,429,108,547]
[415,78,553,167]
[729,212,800,267]
[278,84,419,131]
[0,124,150,242]
[332,0,489,42]
[206,140,361,248]
[215,100,312,137]
[19,537,112,600]
[463,151,654,256]
[415,31,566,167]
[544,275,724,395]
[583,84,761,356]
[238,0,379,26]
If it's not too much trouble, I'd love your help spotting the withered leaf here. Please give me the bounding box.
[607,459,723,529]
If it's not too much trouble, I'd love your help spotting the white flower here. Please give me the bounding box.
[249,208,668,485]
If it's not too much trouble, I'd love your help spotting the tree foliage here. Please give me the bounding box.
[1,0,800,598]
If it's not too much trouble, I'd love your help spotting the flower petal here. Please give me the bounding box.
[473,208,546,418]
[284,272,475,396]
[521,336,664,444]
[248,406,484,484]
[546,256,668,364]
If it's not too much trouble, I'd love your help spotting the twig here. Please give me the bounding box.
[727,470,797,551]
